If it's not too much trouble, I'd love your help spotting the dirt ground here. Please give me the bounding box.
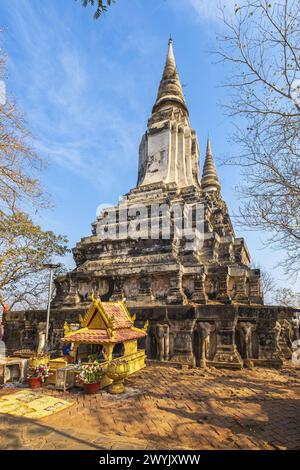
[0,364,299,450]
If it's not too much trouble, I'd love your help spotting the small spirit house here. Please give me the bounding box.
[62,294,148,376]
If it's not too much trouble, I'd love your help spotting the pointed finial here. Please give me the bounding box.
[201,137,221,192]
[152,38,188,115]
[206,136,212,156]
[166,35,175,65]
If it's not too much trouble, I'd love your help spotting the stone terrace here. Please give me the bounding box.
[0,364,299,450]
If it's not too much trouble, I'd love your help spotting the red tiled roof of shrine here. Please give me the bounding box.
[100,302,132,329]
[62,327,146,344]
[62,297,148,345]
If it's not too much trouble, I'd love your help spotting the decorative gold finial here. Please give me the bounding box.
[91,289,95,303]
[63,321,70,336]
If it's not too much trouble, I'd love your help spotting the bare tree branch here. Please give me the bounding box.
[217,0,300,277]
[0,44,68,310]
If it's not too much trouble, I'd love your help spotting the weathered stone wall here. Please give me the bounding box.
[3,304,293,370]
[3,309,83,357]
[132,304,294,369]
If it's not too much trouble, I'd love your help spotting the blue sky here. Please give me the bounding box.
[0,0,297,296]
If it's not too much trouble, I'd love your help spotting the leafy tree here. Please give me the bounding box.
[79,0,116,18]
[0,48,68,310]
[0,211,68,310]
[217,0,300,277]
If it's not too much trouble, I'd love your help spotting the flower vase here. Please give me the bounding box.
[83,382,100,395]
[28,377,42,389]
[107,361,129,395]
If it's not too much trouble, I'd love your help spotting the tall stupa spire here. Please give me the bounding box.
[137,38,200,189]
[201,138,221,192]
[152,38,188,115]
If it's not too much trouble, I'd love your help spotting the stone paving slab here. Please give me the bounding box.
[0,365,299,450]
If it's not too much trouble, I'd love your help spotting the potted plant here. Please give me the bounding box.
[28,364,51,389]
[107,359,129,394]
[77,362,104,395]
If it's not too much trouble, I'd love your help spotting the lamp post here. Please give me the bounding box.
[43,263,61,354]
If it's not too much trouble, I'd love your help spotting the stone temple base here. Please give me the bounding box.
[130,304,292,370]
[3,303,293,370]
[207,350,243,370]
[251,359,283,369]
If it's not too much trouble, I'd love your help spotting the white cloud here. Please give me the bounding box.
[3,0,145,191]
[181,0,238,22]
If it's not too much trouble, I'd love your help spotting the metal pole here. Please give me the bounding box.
[45,267,54,354]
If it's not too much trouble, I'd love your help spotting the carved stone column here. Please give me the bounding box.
[191,273,207,304]
[238,322,256,367]
[205,276,216,300]
[139,273,152,296]
[249,270,263,304]
[134,273,154,304]
[278,319,292,360]
[52,276,70,307]
[155,324,170,361]
[197,322,215,368]
[37,322,46,355]
[111,276,123,300]
[216,268,231,303]
[171,319,196,366]
[51,327,65,354]
[252,309,283,368]
[167,271,185,304]
[63,276,81,306]
[145,323,158,359]
[234,274,248,303]
[211,314,243,369]
[21,321,37,352]
[155,326,164,362]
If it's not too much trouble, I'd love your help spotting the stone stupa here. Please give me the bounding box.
[4,40,292,369]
